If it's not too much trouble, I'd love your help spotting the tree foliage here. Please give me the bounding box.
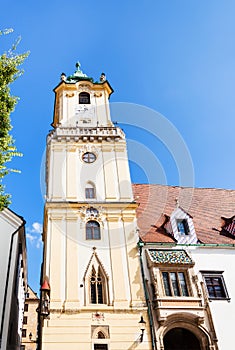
[0,29,29,210]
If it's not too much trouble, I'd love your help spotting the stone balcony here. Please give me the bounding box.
[49,126,125,142]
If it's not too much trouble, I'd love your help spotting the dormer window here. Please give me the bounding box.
[168,206,197,243]
[221,215,235,238]
[79,92,90,104]
[177,219,190,235]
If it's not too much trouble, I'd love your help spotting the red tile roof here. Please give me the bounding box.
[132,184,235,244]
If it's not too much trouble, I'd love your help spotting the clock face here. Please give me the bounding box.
[75,104,97,126]
[75,105,94,117]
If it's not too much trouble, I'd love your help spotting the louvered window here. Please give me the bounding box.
[79,92,90,104]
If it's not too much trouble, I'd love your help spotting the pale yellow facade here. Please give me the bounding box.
[21,286,39,350]
[40,66,151,349]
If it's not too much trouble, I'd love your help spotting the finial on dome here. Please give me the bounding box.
[65,61,94,83]
[100,72,106,82]
[175,198,179,208]
[73,61,88,78]
[75,61,81,70]
[60,72,66,81]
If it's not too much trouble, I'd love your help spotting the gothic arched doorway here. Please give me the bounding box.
[164,327,201,350]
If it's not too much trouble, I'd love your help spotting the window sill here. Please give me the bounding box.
[208,297,231,302]
[82,304,112,310]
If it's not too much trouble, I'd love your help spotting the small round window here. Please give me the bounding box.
[82,152,96,163]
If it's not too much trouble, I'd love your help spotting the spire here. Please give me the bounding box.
[74,61,88,79]
[66,61,94,83]
[41,279,50,291]
[175,197,179,208]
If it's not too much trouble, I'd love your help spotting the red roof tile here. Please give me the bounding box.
[132,184,235,244]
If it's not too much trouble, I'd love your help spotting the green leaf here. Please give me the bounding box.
[0,29,29,207]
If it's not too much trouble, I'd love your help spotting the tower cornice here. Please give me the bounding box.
[44,201,138,210]
[53,79,113,96]
[47,126,125,143]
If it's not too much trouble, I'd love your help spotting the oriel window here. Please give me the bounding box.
[162,271,189,297]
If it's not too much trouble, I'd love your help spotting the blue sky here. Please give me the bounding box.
[1,1,235,292]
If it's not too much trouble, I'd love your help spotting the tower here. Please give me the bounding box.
[40,63,151,349]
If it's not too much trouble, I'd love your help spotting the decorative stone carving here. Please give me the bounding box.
[79,144,99,159]
[77,84,91,92]
[92,312,105,322]
[78,206,105,223]
[65,92,74,98]
[94,92,102,97]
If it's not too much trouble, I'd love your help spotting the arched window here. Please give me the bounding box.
[84,251,109,306]
[79,92,90,104]
[97,331,105,339]
[90,267,105,304]
[85,183,96,199]
[86,221,100,240]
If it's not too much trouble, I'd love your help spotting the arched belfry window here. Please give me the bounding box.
[79,92,90,104]
[90,266,106,304]
[86,221,100,240]
[85,183,96,199]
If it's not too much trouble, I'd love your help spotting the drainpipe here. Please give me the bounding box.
[138,240,157,350]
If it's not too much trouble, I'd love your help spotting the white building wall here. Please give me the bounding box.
[0,209,27,350]
[0,219,13,321]
[190,246,235,350]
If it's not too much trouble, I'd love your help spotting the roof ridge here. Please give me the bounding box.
[132,183,235,192]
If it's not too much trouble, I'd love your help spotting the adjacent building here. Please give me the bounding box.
[134,184,235,350]
[21,286,39,349]
[0,208,27,350]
